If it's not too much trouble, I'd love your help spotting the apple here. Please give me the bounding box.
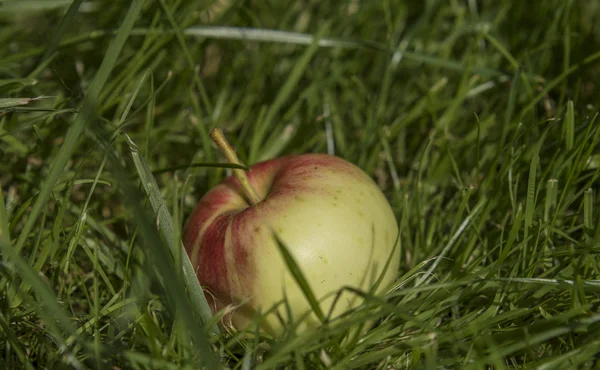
[183,129,399,335]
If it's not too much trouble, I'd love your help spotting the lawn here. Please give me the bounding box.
[2,0,600,369]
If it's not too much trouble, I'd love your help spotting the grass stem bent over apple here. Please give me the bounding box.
[183,128,400,335]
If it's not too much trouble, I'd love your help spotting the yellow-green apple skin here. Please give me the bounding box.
[183,154,399,335]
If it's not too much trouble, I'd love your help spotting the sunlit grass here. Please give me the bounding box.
[2,0,600,368]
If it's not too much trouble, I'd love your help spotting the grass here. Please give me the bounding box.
[1,0,600,368]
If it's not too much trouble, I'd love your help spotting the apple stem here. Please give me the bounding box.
[209,128,262,205]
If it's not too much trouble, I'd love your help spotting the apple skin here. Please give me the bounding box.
[183,153,399,335]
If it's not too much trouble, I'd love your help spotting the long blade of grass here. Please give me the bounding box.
[183,27,511,79]
[2,25,524,80]
[183,26,385,51]
[482,31,520,71]
[524,149,539,241]
[124,134,219,336]
[104,133,220,368]
[584,188,594,239]
[273,233,326,323]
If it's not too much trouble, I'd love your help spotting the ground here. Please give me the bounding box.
[1,0,600,369]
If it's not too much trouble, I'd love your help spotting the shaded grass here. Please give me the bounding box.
[2,0,600,369]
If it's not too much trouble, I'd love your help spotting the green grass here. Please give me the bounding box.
[2,0,600,368]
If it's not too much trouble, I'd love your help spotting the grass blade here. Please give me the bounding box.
[565,100,575,151]
[544,179,558,223]
[273,233,326,324]
[482,31,520,71]
[103,132,220,368]
[182,26,385,51]
[124,134,219,335]
[584,188,594,239]
[0,96,48,109]
[525,130,548,241]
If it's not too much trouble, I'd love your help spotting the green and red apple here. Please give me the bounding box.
[183,129,399,335]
